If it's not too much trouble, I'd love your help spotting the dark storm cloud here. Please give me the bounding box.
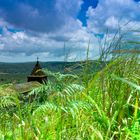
[0,0,82,33]
[49,35,70,42]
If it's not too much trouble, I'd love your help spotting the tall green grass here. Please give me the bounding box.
[0,32,140,139]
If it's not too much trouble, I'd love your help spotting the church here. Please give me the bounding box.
[27,57,47,84]
[0,58,47,96]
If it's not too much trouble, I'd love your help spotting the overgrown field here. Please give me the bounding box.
[1,31,140,140]
[0,55,140,140]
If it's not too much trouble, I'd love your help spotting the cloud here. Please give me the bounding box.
[0,0,101,62]
[0,24,100,62]
[86,0,140,33]
[3,0,140,62]
[0,0,83,33]
[85,0,140,55]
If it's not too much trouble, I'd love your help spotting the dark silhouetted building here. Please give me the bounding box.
[27,59,47,84]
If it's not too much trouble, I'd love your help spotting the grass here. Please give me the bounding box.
[0,33,140,139]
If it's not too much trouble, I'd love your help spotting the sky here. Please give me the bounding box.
[0,0,140,62]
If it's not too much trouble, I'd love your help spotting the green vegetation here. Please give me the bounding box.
[1,34,140,139]
[0,61,105,84]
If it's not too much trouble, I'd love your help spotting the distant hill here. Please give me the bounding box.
[0,61,106,73]
[0,61,81,74]
[0,61,107,84]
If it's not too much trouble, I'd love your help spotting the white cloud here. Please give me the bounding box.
[87,0,140,33]
[105,16,120,29]
[84,0,140,55]
[4,0,140,62]
[0,22,100,62]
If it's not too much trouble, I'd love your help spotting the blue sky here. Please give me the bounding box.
[78,0,98,26]
[0,0,140,62]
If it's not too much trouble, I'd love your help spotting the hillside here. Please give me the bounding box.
[0,61,106,84]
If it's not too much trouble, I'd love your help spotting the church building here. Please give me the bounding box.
[27,58,47,84]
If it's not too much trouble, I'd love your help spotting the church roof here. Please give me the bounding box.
[30,60,46,76]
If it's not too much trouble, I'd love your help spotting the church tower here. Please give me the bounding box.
[27,57,47,84]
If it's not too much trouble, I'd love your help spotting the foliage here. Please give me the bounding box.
[1,32,140,139]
